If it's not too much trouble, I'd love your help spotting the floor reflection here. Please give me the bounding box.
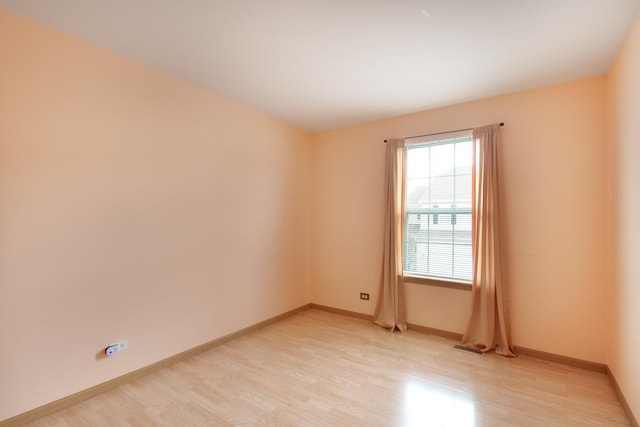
[402,377,475,427]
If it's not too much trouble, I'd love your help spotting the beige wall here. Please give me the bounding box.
[0,9,311,421]
[606,14,640,421]
[3,4,638,423]
[311,77,608,363]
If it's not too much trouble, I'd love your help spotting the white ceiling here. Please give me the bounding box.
[1,1,639,132]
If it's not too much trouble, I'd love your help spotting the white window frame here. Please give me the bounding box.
[403,130,473,285]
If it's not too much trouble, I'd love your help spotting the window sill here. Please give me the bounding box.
[403,274,472,291]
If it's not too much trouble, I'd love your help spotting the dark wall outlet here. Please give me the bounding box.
[360,292,370,300]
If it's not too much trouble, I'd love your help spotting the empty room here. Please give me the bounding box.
[1,1,640,426]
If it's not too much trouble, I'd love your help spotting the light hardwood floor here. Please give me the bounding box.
[26,309,629,426]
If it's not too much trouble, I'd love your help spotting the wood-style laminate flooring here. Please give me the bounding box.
[27,309,630,426]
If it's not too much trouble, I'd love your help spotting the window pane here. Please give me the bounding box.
[428,243,453,277]
[454,213,472,246]
[404,135,473,282]
[406,179,429,209]
[455,140,473,170]
[406,146,430,205]
[430,143,454,177]
[407,146,430,179]
[453,244,472,280]
[454,174,471,208]
[430,175,454,207]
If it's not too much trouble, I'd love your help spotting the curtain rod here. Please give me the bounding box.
[384,122,504,143]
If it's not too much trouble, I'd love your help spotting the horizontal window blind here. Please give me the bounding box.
[403,133,473,282]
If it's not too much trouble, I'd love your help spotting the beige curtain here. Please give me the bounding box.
[461,125,516,356]
[373,138,407,332]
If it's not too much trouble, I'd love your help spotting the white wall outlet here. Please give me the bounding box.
[105,340,128,356]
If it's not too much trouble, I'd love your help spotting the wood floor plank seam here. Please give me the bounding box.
[2,304,636,426]
[310,303,609,372]
[0,304,311,427]
[310,303,638,425]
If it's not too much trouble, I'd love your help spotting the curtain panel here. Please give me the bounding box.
[373,138,408,332]
[462,125,515,356]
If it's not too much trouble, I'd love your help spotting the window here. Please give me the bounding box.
[403,131,472,282]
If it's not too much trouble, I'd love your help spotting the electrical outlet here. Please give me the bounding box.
[360,293,370,300]
[105,340,128,356]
